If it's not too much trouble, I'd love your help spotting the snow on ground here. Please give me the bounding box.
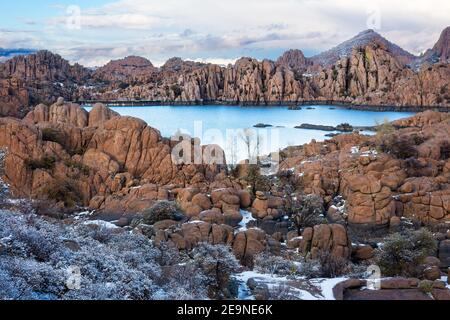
[237,210,257,232]
[186,220,205,225]
[309,277,348,300]
[73,210,95,221]
[233,271,347,300]
[441,276,450,290]
[360,150,378,157]
[82,220,119,229]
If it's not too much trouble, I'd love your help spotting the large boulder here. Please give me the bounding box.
[88,103,120,127]
[439,240,450,268]
[233,228,266,266]
[299,224,351,260]
[24,100,88,128]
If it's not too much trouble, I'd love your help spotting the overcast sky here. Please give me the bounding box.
[0,0,448,67]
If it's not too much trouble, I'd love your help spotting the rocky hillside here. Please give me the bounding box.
[420,26,450,65]
[98,42,449,108]
[311,29,417,67]
[93,56,157,83]
[0,99,226,214]
[0,51,92,117]
[313,42,450,106]
[0,28,449,117]
[0,103,449,300]
[276,49,312,74]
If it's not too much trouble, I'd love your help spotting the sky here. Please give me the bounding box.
[0,0,448,67]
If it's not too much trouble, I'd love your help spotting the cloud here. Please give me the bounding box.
[2,0,449,66]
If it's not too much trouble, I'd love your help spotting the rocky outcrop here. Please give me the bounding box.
[251,191,285,220]
[24,98,89,127]
[421,26,450,64]
[279,111,450,229]
[1,28,449,117]
[91,40,448,108]
[0,50,89,83]
[233,228,267,265]
[93,56,157,83]
[333,278,450,300]
[153,220,234,251]
[314,41,449,107]
[311,29,416,67]
[297,224,352,259]
[0,77,29,117]
[0,101,226,213]
[0,50,92,117]
[276,49,312,74]
[432,26,450,62]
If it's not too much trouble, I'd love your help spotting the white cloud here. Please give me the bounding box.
[3,0,449,66]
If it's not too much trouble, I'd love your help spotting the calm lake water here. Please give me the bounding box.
[84,105,414,163]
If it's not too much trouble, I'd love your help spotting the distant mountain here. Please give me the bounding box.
[161,57,205,73]
[311,29,416,67]
[93,56,157,82]
[0,27,449,117]
[422,26,450,64]
[0,50,92,117]
[0,48,37,61]
[0,50,90,82]
[276,49,312,74]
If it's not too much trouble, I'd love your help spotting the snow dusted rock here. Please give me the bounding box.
[298,224,352,260]
[352,245,375,261]
[0,102,227,212]
[233,228,267,266]
[334,277,450,300]
[423,265,441,281]
[332,279,366,300]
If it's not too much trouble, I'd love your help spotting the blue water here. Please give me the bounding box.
[84,105,414,163]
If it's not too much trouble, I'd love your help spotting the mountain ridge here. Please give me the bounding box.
[310,29,417,67]
[0,27,449,117]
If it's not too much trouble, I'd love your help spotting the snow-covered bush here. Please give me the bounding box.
[297,258,322,279]
[376,228,437,277]
[315,250,353,278]
[191,243,240,299]
[296,251,355,279]
[142,201,183,225]
[268,284,300,300]
[290,194,326,231]
[254,252,297,276]
[0,210,213,300]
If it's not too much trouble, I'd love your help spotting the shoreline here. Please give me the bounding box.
[77,99,450,112]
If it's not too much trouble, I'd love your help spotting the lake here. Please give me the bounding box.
[84,105,414,164]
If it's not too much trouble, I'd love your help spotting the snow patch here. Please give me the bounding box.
[441,276,450,290]
[83,220,119,229]
[73,210,95,221]
[234,271,347,300]
[186,220,205,225]
[350,146,360,154]
[237,210,257,232]
[310,277,348,300]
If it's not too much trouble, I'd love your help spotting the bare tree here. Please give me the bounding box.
[238,129,264,165]
[226,134,238,170]
[254,133,263,164]
[239,128,255,162]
